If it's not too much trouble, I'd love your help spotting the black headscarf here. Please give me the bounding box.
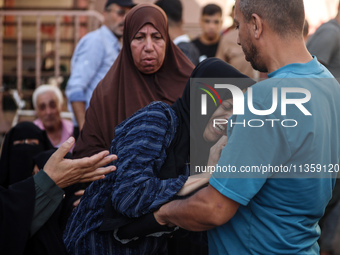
[160,58,256,179]
[0,122,53,188]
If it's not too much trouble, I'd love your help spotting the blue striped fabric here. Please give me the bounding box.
[64,102,189,255]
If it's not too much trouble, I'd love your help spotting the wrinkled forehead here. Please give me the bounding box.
[134,23,162,36]
[37,91,58,102]
[124,4,168,43]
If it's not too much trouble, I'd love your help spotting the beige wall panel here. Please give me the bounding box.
[15,0,73,8]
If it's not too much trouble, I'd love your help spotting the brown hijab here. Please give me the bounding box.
[73,4,194,158]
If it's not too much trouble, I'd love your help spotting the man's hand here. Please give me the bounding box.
[153,208,170,226]
[44,137,117,188]
[154,185,239,231]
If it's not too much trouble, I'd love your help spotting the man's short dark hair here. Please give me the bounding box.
[154,0,182,23]
[202,4,222,16]
[238,0,305,38]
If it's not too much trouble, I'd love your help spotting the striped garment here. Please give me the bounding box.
[64,101,189,255]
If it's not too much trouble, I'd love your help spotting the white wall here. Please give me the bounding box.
[304,0,338,34]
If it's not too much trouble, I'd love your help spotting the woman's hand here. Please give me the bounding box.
[207,135,227,169]
[177,135,228,196]
[73,189,85,208]
[43,137,117,188]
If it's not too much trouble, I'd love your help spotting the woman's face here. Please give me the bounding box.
[203,98,233,142]
[130,24,166,74]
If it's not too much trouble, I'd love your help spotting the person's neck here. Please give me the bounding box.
[104,24,122,43]
[45,122,63,146]
[264,35,312,73]
[199,34,220,45]
[168,26,186,41]
[112,33,123,44]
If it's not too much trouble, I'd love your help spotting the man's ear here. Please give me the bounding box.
[251,13,263,39]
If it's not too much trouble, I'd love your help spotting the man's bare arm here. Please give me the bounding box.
[154,184,239,231]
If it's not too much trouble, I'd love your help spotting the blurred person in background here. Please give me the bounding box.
[192,4,223,62]
[65,0,135,139]
[0,122,53,188]
[155,0,200,65]
[215,4,259,80]
[216,4,259,79]
[0,136,116,255]
[307,1,340,77]
[222,5,236,34]
[33,85,73,151]
[307,3,340,255]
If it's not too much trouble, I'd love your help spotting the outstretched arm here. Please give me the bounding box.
[44,137,116,188]
[31,137,117,234]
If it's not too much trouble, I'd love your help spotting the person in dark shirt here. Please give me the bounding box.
[155,0,200,65]
[192,4,223,62]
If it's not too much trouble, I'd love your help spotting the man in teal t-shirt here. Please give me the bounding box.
[154,0,340,254]
[208,57,340,254]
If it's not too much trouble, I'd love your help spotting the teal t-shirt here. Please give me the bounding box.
[209,57,340,254]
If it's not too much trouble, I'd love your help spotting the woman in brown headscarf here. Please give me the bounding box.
[73,3,194,158]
